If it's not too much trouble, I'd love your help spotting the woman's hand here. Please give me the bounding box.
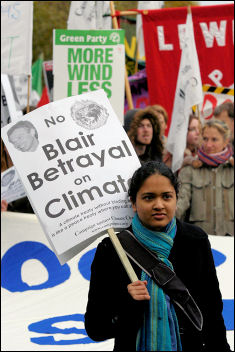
[127,280,150,301]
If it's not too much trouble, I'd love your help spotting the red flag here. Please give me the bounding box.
[142,4,234,134]
[37,86,50,107]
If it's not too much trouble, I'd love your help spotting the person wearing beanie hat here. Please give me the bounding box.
[123,108,140,133]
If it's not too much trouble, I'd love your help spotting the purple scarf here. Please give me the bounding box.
[198,145,233,167]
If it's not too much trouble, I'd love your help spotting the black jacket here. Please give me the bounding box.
[85,220,231,351]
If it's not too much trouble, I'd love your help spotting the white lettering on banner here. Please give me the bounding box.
[208,69,223,86]
[86,35,107,44]
[156,20,233,51]
[60,35,84,43]
[178,24,186,50]
[200,21,227,47]
[157,26,174,51]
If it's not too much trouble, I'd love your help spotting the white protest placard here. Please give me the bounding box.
[67,1,97,30]
[53,29,125,123]
[1,74,23,122]
[136,1,163,60]
[67,1,111,30]
[1,1,33,75]
[11,74,29,109]
[1,89,141,264]
[1,166,26,203]
[1,83,11,128]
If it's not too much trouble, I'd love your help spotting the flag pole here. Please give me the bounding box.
[108,2,138,283]
[110,1,134,109]
[135,37,139,74]
[26,74,31,113]
[188,6,202,126]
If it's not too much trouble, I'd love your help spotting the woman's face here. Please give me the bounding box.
[202,126,228,154]
[131,174,177,231]
[187,118,200,147]
[157,113,167,136]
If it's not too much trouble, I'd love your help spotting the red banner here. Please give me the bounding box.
[142,4,234,134]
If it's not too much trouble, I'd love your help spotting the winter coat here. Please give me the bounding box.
[176,162,234,236]
[85,220,230,351]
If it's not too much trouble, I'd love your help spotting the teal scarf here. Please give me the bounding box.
[132,214,182,351]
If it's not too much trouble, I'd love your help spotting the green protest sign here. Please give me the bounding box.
[53,29,125,123]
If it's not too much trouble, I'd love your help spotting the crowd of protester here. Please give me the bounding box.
[1,99,234,351]
[1,101,234,237]
[122,101,234,236]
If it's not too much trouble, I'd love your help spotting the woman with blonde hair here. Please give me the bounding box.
[176,119,234,236]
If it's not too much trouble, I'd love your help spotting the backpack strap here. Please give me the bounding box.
[117,229,203,332]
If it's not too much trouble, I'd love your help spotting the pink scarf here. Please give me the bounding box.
[198,145,233,167]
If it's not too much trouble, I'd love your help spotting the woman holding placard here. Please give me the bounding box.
[85,161,231,351]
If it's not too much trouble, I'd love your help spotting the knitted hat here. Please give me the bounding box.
[123,108,140,132]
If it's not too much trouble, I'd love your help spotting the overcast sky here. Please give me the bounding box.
[200,1,234,5]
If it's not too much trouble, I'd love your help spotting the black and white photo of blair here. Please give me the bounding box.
[7,121,39,152]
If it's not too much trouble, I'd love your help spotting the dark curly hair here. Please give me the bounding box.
[128,161,180,203]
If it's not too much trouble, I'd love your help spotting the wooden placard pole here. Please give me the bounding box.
[107,228,138,282]
[116,10,139,16]
[26,74,31,113]
[135,38,139,74]
[109,1,134,110]
[107,3,138,283]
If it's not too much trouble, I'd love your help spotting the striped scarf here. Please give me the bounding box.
[198,145,232,167]
[132,214,182,351]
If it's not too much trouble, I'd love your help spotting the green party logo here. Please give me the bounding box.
[109,32,121,44]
